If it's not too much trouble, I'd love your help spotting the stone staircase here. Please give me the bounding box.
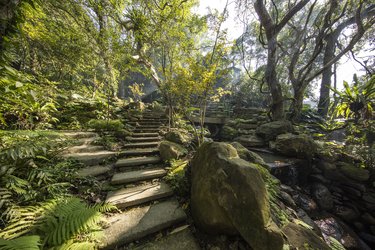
[63,111,200,249]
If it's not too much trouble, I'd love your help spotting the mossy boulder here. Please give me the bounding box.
[165,129,191,145]
[256,120,294,141]
[220,125,238,140]
[190,142,284,250]
[270,133,317,159]
[159,141,187,161]
[337,162,370,182]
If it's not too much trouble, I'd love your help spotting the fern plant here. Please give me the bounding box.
[0,197,115,249]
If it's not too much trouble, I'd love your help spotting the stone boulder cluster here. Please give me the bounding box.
[220,108,269,144]
[190,141,337,250]
[191,117,375,249]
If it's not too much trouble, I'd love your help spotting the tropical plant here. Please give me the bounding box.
[330,75,375,122]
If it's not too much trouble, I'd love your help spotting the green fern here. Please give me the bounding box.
[58,240,96,250]
[0,235,40,250]
[0,197,116,248]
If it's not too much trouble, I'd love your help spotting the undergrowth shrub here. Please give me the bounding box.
[164,159,190,197]
[87,119,124,132]
[0,131,117,249]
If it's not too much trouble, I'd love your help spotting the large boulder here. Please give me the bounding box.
[270,133,317,159]
[159,141,187,161]
[282,222,330,250]
[256,120,294,141]
[190,142,284,250]
[234,135,266,147]
[165,129,191,145]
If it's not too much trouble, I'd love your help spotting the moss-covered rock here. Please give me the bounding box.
[220,125,238,140]
[256,120,294,141]
[270,133,317,159]
[165,129,191,145]
[337,162,370,182]
[159,141,187,161]
[190,142,284,250]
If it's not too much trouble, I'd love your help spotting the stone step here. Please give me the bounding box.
[123,142,160,148]
[100,200,187,249]
[115,156,161,168]
[66,145,104,154]
[141,118,167,122]
[128,121,162,125]
[119,148,160,157]
[106,182,173,209]
[126,137,160,142]
[132,132,160,137]
[77,137,97,145]
[62,131,98,139]
[111,168,166,185]
[134,228,201,250]
[77,165,112,177]
[134,128,160,133]
[136,125,161,129]
[63,151,117,166]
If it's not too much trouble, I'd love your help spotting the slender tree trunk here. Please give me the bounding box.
[290,84,305,120]
[266,36,285,120]
[317,34,336,117]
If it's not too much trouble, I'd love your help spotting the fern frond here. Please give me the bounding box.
[0,235,40,250]
[58,240,96,250]
[39,197,104,246]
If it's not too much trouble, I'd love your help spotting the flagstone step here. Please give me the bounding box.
[77,165,112,177]
[136,125,162,129]
[134,128,160,133]
[115,156,161,168]
[134,228,201,250]
[66,145,104,154]
[131,132,160,137]
[106,182,173,209]
[62,131,98,139]
[128,121,162,125]
[119,148,159,157]
[63,151,117,166]
[126,137,161,142]
[123,142,159,148]
[100,200,186,249]
[111,168,166,185]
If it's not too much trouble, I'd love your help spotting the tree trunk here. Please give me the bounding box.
[317,34,336,117]
[290,84,305,121]
[266,36,285,120]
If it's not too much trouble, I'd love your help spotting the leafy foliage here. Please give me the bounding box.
[331,75,375,121]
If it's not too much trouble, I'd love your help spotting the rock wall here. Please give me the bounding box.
[309,149,375,248]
